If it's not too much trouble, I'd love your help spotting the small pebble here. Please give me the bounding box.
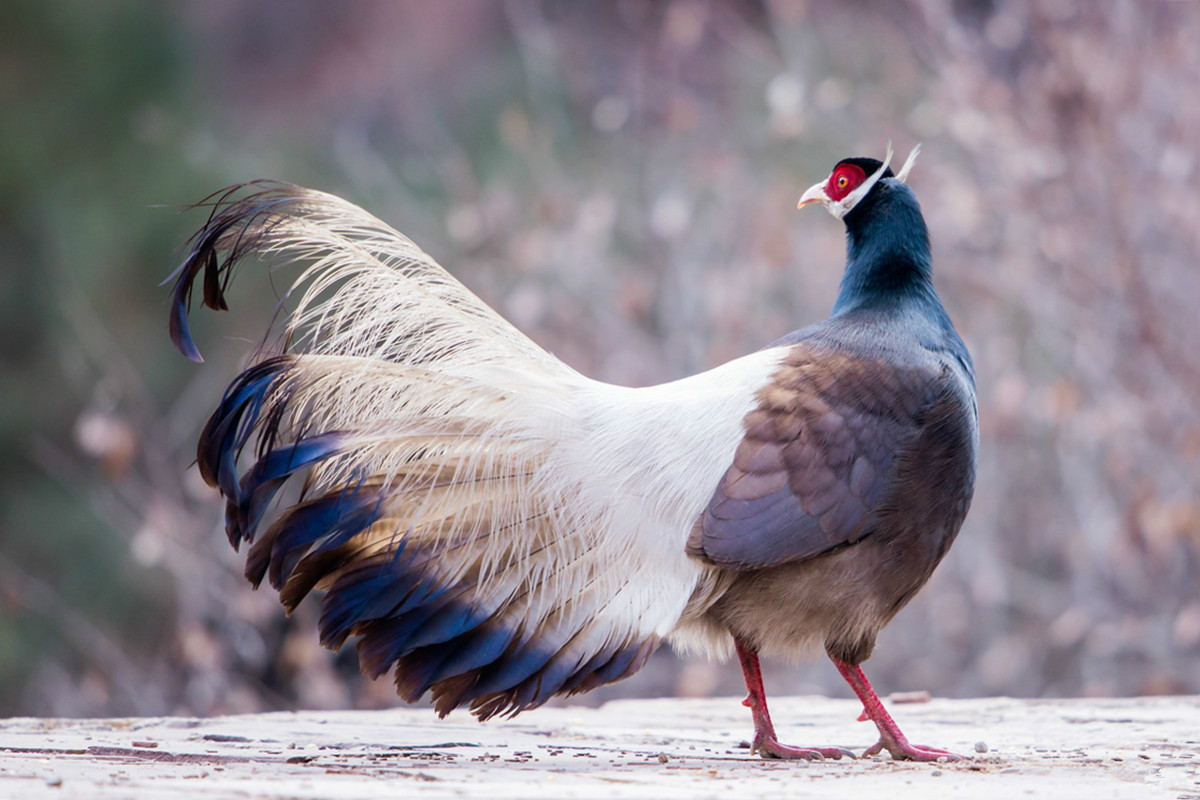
[974,741,989,754]
[657,752,670,764]
[931,769,943,777]
[45,776,63,788]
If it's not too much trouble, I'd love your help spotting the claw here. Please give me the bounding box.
[866,737,962,761]
[757,738,854,761]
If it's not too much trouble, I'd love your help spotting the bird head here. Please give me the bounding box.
[798,144,921,220]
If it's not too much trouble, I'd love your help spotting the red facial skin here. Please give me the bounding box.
[825,164,867,202]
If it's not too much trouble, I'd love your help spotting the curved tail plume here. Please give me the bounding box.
[169,182,757,718]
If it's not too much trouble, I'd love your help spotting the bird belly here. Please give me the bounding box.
[697,543,898,665]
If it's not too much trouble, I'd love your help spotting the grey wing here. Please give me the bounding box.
[687,345,936,570]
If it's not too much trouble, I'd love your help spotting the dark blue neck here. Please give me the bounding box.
[831,180,940,318]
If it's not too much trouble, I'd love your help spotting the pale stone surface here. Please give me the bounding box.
[0,696,1197,799]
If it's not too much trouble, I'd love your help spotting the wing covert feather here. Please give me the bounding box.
[689,344,941,569]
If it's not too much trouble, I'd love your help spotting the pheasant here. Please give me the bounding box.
[169,145,977,761]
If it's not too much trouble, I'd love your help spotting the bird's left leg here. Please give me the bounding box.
[831,658,961,761]
[734,638,853,760]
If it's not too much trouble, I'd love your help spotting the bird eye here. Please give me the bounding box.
[826,163,867,201]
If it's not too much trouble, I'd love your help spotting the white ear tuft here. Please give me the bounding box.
[896,143,921,183]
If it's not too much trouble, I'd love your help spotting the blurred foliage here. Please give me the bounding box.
[0,0,1197,718]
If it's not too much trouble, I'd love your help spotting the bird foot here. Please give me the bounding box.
[863,736,961,762]
[754,736,855,761]
[834,661,963,762]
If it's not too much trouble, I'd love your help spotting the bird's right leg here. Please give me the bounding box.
[832,658,961,762]
[734,637,853,760]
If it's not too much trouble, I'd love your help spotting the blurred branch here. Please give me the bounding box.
[0,550,162,709]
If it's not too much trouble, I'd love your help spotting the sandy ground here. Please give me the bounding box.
[0,695,1196,799]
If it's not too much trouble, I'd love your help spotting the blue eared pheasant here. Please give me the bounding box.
[168,146,977,761]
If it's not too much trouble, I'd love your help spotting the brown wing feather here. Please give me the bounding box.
[688,344,940,569]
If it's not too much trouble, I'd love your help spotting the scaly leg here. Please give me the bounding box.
[832,658,961,761]
[734,638,853,760]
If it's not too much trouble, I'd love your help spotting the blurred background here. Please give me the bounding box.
[2,0,1198,718]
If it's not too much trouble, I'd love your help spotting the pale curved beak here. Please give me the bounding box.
[797,181,827,209]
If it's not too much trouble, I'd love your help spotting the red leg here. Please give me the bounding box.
[734,638,853,760]
[832,658,961,761]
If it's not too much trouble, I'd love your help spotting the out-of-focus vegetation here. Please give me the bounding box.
[1,0,1197,717]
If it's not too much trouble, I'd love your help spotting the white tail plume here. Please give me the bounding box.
[168,182,782,718]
